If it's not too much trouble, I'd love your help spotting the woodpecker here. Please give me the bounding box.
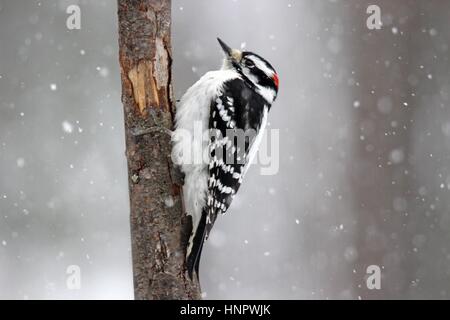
[172,38,279,279]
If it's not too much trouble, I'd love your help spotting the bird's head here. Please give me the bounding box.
[218,38,279,103]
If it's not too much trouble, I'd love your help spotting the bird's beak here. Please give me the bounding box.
[217,38,242,62]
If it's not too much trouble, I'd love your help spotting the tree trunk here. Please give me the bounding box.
[349,1,418,298]
[117,0,201,300]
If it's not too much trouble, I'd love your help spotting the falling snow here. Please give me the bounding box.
[16,158,25,168]
[62,121,74,134]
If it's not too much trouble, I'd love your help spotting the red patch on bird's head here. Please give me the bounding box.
[273,73,279,89]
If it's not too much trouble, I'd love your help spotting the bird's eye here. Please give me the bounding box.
[244,59,255,68]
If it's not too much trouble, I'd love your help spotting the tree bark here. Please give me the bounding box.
[117,0,201,300]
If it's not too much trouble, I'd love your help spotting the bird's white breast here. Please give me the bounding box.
[243,105,269,177]
[172,69,240,250]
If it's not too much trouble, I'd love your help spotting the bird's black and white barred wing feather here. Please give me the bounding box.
[186,77,271,278]
[205,78,270,238]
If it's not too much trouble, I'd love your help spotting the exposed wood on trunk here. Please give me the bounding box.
[117,0,201,300]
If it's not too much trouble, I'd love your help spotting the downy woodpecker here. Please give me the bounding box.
[172,38,279,279]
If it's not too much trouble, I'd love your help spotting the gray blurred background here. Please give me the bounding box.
[1,0,450,299]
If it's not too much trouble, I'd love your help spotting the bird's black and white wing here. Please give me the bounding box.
[205,78,269,237]
[186,77,269,278]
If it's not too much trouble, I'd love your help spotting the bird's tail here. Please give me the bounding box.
[186,209,207,280]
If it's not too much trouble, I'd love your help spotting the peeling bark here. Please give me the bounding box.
[117,0,201,300]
